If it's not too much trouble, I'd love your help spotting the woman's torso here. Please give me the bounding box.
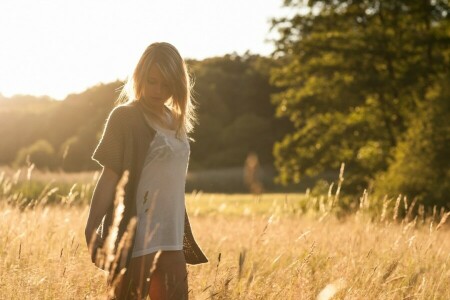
[131,108,190,258]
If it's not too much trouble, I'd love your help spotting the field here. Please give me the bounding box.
[0,168,449,299]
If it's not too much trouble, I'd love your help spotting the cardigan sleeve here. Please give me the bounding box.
[91,106,125,176]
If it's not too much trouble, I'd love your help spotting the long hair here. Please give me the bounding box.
[116,42,197,136]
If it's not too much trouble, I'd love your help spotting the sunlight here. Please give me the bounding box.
[0,0,285,100]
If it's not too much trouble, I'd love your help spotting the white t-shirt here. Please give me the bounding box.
[131,110,190,258]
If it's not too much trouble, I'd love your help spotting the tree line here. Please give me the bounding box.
[0,54,292,178]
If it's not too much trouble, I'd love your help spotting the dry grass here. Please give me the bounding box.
[0,167,449,299]
[0,198,449,299]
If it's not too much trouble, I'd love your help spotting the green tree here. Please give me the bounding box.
[270,0,450,197]
[375,76,450,208]
[14,139,56,170]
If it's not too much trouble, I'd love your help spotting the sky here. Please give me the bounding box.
[0,0,291,100]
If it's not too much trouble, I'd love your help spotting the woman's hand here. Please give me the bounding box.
[85,229,105,263]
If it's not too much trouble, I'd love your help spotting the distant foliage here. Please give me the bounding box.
[187,54,292,170]
[14,139,56,170]
[0,55,292,176]
[0,82,122,171]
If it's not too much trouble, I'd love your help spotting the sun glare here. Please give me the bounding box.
[0,0,284,100]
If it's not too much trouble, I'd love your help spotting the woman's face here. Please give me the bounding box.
[142,65,172,107]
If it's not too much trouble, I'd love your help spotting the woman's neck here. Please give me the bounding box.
[140,98,165,114]
[139,99,175,130]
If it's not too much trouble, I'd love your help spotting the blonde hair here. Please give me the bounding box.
[116,42,197,136]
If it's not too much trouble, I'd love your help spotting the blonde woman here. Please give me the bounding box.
[85,42,208,299]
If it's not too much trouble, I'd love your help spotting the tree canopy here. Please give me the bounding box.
[270,0,449,205]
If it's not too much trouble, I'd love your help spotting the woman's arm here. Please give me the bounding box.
[84,167,120,252]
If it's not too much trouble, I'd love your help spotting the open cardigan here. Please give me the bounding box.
[91,100,208,274]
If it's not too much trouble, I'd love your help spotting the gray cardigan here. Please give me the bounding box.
[91,100,208,274]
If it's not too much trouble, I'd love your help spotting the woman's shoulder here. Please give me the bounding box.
[108,102,141,124]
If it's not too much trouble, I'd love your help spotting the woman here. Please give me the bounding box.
[85,42,208,299]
